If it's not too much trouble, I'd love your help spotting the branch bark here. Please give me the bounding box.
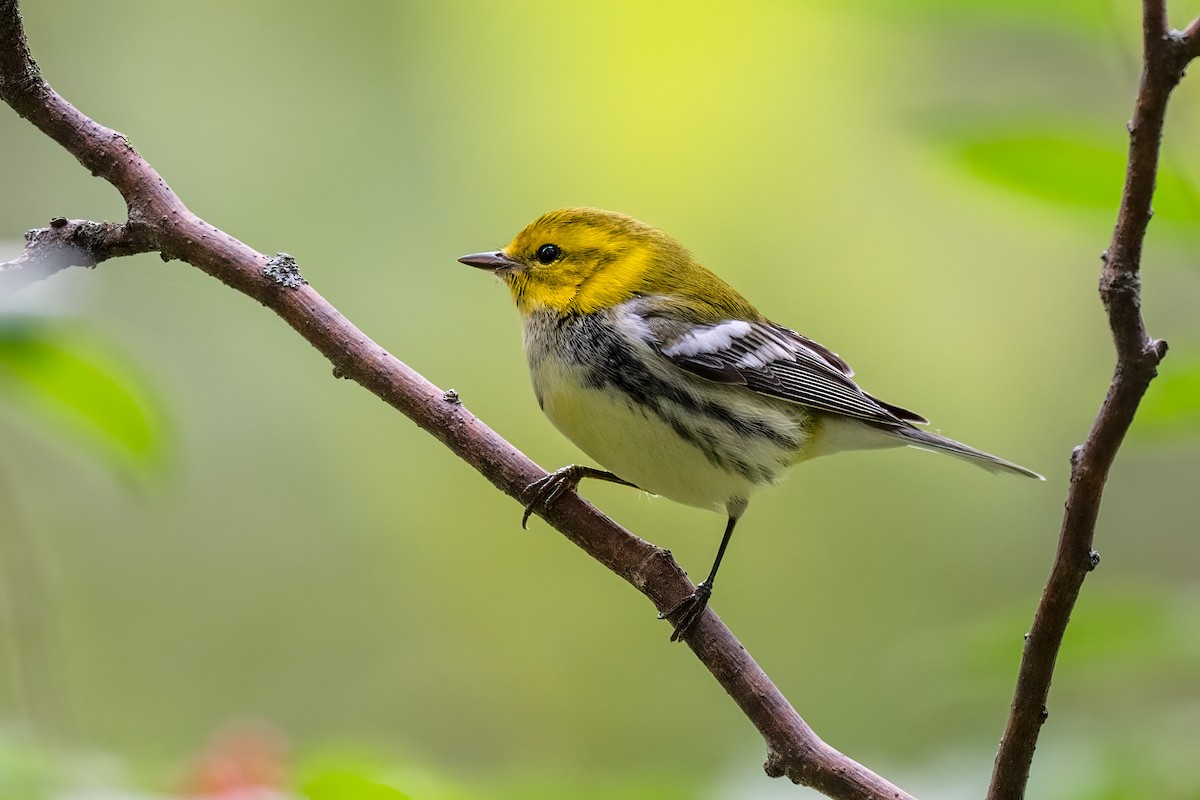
[985,5,1193,799]
[0,2,911,797]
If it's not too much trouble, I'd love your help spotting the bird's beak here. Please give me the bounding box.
[458,250,523,272]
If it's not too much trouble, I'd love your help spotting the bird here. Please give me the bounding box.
[459,207,1041,641]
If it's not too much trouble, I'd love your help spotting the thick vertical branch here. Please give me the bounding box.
[985,5,1191,799]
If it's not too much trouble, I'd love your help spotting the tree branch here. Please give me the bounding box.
[1185,15,1200,57]
[0,218,153,294]
[985,3,1187,799]
[0,2,913,797]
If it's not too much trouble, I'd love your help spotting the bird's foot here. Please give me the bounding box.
[658,580,713,642]
[521,465,635,528]
[521,465,589,529]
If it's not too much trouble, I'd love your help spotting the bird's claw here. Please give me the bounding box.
[521,466,586,529]
[658,580,713,642]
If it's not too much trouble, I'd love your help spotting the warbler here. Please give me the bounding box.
[459,208,1041,641]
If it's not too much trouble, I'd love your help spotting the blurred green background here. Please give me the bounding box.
[1,1,1198,798]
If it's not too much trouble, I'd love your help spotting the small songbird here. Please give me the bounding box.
[459,208,1041,641]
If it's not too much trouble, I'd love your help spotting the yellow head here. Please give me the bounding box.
[459,207,759,320]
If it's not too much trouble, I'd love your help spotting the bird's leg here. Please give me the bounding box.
[660,512,741,642]
[521,465,638,529]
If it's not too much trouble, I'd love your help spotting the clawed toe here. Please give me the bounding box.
[521,465,636,529]
[521,466,584,529]
[659,581,713,642]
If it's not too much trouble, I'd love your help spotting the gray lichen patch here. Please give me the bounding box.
[263,252,307,288]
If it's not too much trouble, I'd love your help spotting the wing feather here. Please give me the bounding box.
[640,305,926,426]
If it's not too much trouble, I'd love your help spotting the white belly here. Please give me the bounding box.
[531,358,758,511]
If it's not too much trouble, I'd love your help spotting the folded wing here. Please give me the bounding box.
[642,311,927,428]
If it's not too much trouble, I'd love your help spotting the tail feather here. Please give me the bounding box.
[891,426,1044,480]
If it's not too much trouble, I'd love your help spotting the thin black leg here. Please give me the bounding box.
[660,512,741,642]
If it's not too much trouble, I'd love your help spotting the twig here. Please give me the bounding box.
[0,2,913,797]
[985,5,1192,800]
[0,219,151,295]
[1186,15,1200,56]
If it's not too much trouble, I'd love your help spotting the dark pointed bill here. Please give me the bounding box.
[458,251,522,271]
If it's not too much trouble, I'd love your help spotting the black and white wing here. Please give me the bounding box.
[642,313,927,428]
[630,301,1043,479]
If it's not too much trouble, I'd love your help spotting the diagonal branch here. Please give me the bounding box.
[985,5,1192,800]
[0,2,912,797]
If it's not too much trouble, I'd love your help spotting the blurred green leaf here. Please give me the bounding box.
[295,752,700,800]
[0,319,167,474]
[1136,353,1200,438]
[945,129,1200,225]
[304,771,412,800]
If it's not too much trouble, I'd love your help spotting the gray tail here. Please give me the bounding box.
[891,427,1044,480]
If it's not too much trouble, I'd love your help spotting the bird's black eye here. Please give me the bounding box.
[535,244,561,265]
